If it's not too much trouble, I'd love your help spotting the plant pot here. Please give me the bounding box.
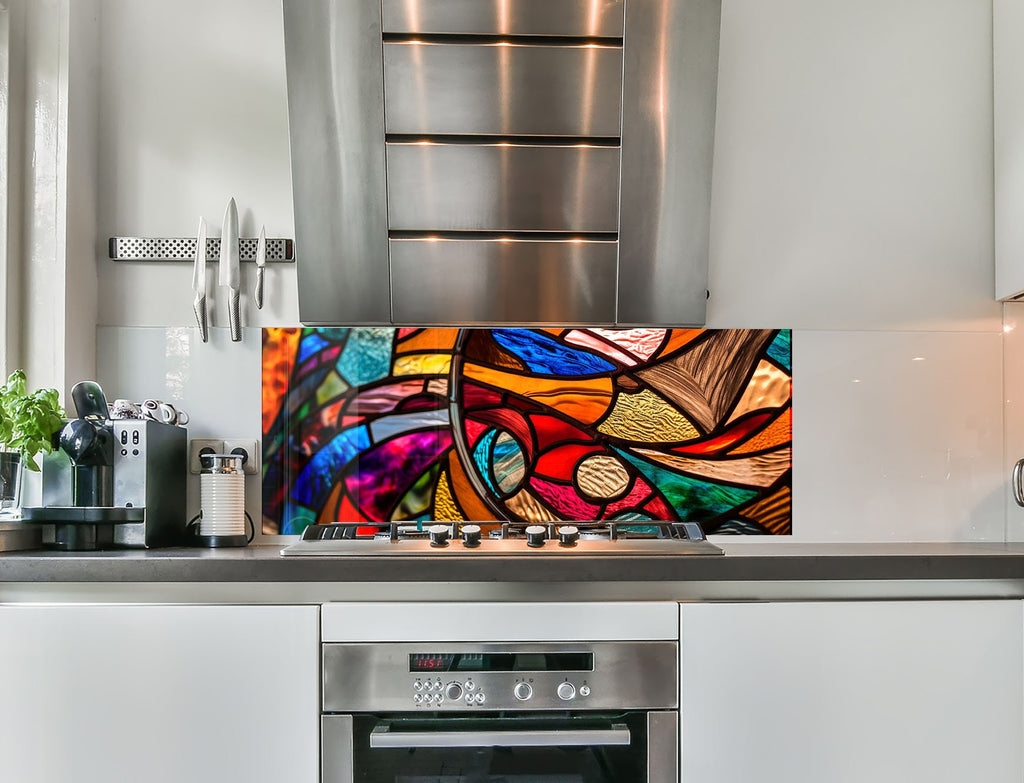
[0,451,23,517]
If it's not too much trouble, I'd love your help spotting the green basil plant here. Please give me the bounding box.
[0,370,65,471]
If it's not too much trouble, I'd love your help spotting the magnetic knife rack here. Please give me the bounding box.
[108,237,294,263]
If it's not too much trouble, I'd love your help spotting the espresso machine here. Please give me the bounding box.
[22,381,187,550]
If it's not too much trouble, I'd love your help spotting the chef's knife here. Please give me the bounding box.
[219,197,241,342]
[254,224,266,310]
[192,216,209,342]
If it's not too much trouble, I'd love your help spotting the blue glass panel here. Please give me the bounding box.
[767,329,792,371]
[298,332,330,363]
[337,327,394,387]
[492,329,616,376]
[292,425,372,507]
[615,448,758,524]
[473,429,499,495]
[369,409,451,443]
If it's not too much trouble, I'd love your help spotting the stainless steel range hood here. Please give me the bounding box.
[283,0,721,326]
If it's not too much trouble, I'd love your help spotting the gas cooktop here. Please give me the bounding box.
[280,521,723,556]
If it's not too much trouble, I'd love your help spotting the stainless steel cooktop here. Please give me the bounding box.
[280,521,723,557]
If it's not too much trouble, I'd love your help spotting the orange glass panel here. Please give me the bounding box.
[731,407,792,455]
[462,363,613,424]
[396,327,459,354]
[447,449,497,521]
[262,327,300,433]
[741,486,791,534]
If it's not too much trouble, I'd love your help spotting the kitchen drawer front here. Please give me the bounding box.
[383,42,623,137]
[386,143,621,232]
[390,239,618,323]
[381,0,625,37]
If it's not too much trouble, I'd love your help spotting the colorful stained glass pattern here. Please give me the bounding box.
[262,328,793,535]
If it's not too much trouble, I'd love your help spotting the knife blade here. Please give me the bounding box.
[192,217,209,342]
[219,197,241,342]
[254,224,266,310]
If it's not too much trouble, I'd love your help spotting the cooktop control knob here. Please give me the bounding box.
[514,682,533,701]
[445,682,464,702]
[525,524,547,547]
[428,524,450,547]
[461,524,482,548]
[557,525,579,546]
[557,682,576,701]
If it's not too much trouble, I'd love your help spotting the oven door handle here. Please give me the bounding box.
[369,723,632,749]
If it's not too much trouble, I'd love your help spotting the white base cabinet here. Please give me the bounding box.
[680,601,1023,783]
[0,604,319,783]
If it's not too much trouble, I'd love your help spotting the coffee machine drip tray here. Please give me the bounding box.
[22,507,145,523]
[20,507,146,551]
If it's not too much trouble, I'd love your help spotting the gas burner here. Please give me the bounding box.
[281,519,723,556]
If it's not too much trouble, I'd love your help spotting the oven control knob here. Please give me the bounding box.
[428,524,450,547]
[525,525,547,547]
[557,525,579,546]
[461,524,482,548]
[557,682,576,701]
[514,682,533,701]
[579,685,591,697]
[445,682,464,701]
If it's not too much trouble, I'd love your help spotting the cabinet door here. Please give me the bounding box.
[0,604,319,783]
[680,601,1023,783]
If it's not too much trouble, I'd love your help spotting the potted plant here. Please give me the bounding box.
[0,370,65,515]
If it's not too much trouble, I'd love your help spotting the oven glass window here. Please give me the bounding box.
[349,714,648,783]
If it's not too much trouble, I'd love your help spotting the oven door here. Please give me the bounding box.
[323,711,677,783]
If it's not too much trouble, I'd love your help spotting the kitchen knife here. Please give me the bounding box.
[192,216,209,342]
[254,224,266,309]
[219,197,241,342]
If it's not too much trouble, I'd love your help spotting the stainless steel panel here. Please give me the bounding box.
[647,711,679,783]
[617,0,721,325]
[389,239,617,324]
[382,0,625,37]
[369,724,631,748]
[383,42,622,137]
[322,641,678,712]
[283,0,391,324]
[322,715,354,783]
[386,143,621,231]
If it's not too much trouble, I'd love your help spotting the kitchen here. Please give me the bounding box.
[1,0,1022,782]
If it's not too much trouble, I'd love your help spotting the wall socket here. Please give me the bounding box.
[188,438,261,475]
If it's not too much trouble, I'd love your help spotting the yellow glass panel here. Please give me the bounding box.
[726,359,791,425]
[463,363,613,425]
[575,454,631,500]
[433,469,465,522]
[633,446,791,488]
[597,389,700,443]
[315,370,348,405]
[393,353,452,377]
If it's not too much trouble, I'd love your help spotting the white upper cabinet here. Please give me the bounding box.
[996,0,1024,299]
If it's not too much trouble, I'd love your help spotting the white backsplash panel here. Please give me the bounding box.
[96,326,265,534]
[792,330,1004,542]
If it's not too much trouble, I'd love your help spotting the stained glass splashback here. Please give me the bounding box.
[262,328,793,535]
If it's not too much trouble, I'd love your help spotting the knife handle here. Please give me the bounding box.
[255,267,265,310]
[229,289,241,342]
[193,294,209,343]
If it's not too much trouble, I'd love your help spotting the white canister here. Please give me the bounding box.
[198,453,248,546]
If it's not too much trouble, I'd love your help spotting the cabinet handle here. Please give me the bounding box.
[1013,459,1024,507]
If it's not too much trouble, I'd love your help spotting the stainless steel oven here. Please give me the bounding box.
[321,641,678,783]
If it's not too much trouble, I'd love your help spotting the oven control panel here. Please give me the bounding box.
[409,674,592,708]
[322,641,678,713]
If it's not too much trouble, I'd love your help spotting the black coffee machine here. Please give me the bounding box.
[23,381,187,550]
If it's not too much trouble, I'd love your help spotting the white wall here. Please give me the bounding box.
[91,0,1004,541]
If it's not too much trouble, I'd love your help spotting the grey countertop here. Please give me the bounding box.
[2,542,1024,588]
